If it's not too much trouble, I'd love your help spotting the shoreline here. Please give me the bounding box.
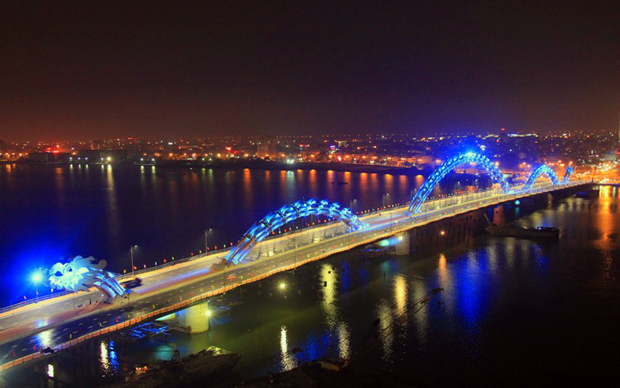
[4,159,430,176]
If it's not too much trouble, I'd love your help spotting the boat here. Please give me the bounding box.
[179,348,241,384]
[113,346,241,387]
[573,189,598,199]
[485,224,559,239]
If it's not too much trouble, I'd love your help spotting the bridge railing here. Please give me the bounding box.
[0,290,75,316]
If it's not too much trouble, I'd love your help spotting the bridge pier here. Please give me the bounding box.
[395,231,410,255]
[492,205,506,225]
[173,301,210,333]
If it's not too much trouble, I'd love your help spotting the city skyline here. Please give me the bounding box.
[1,1,619,140]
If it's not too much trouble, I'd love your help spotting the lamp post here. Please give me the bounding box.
[130,245,138,277]
[205,228,212,255]
[32,271,42,303]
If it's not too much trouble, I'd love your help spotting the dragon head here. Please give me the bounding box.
[49,256,108,292]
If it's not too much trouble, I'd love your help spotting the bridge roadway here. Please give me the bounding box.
[0,180,587,371]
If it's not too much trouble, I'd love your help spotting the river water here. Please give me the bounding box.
[2,165,619,386]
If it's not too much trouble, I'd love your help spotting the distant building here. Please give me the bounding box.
[256,137,277,159]
[77,149,135,163]
[90,140,104,150]
[28,152,71,163]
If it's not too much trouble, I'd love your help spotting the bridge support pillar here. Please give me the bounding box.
[395,231,410,255]
[174,301,210,333]
[492,205,506,226]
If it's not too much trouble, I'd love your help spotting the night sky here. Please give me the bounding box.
[1,1,619,140]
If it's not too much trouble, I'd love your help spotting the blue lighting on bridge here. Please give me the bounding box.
[409,152,510,214]
[226,199,367,265]
[562,166,574,183]
[523,164,559,190]
[49,256,126,300]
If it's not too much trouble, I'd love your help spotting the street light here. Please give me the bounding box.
[32,271,43,302]
[130,245,138,277]
[205,228,213,254]
[279,282,287,291]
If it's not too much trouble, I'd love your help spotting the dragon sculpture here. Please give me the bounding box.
[49,256,126,300]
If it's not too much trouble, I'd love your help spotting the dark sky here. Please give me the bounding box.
[1,1,619,140]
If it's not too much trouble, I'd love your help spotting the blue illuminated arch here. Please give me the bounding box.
[226,199,366,265]
[562,166,574,183]
[408,152,509,214]
[523,164,559,190]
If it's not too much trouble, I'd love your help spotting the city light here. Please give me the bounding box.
[279,282,287,290]
[32,270,43,303]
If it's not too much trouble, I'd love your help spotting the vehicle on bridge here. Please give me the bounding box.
[120,277,142,289]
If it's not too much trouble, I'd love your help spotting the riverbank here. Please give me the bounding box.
[6,158,429,176]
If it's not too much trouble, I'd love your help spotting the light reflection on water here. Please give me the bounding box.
[377,300,394,362]
[319,263,351,360]
[99,339,119,375]
[279,326,296,371]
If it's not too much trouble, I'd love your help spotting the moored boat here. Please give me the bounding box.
[111,346,240,387]
[486,225,559,239]
[573,189,598,199]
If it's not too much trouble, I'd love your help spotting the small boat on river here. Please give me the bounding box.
[486,225,559,239]
[113,346,240,387]
[573,189,598,199]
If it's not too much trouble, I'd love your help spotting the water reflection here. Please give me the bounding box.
[319,264,351,360]
[393,274,407,318]
[99,340,119,375]
[411,278,429,348]
[320,264,338,326]
[279,326,296,371]
[377,300,394,361]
